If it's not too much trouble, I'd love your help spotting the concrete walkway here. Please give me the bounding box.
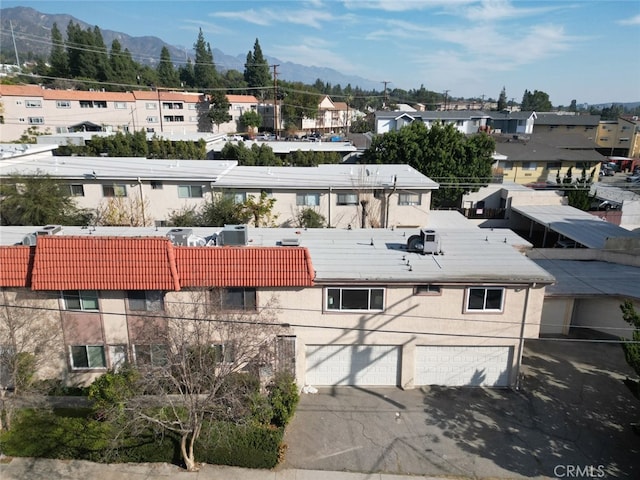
[0,457,451,480]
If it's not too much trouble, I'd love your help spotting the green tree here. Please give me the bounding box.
[569,99,577,112]
[521,89,553,111]
[179,59,195,88]
[497,87,507,111]
[193,28,218,90]
[242,191,277,226]
[0,172,93,226]
[240,110,262,133]
[279,81,318,126]
[48,22,69,78]
[361,121,495,207]
[200,192,251,226]
[207,90,231,132]
[620,300,640,384]
[109,39,137,88]
[297,208,326,228]
[560,167,595,211]
[157,46,180,87]
[244,38,271,96]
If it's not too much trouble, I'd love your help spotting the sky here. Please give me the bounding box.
[4,0,640,105]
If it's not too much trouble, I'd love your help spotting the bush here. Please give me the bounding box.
[88,366,139,419]
[33,379,89,396]
[267,373,299,427]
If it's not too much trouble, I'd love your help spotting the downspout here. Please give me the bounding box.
[515,284,531,391]
[327,186,332,228]
[137,177,146,226]
[385,175,397,228]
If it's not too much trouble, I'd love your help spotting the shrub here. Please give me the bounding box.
[267,373,299,427]
[88,366,139,419]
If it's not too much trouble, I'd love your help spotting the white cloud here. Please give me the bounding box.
[462,0,568,22]
[271,38,361,74]
[342,0,474,13]
[212,7,341,29]
[178,20,231,35]
[618,14,640,26]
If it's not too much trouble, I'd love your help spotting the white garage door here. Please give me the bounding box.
[306,345,400,386]
[416,346,513,387]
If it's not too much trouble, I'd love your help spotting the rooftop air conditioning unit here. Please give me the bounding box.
[36,225,62,235]
[281,238,300,246]
[407,229,442,255]
[22,234,37,246]
[166,228,193,246]
[219,225,248,246]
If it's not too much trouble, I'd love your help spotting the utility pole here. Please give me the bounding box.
[443,90,450,111]
[272,64,280,137]
[10,21,20,69]
[480,94,485,110]
[382,81,391,109]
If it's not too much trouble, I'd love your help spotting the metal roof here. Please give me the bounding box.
[207,139,358,154]
[512,205,639,249]
[0,214,553,285]
[375,110,492,120]
[534,113,601,126]
[533,259,640,299]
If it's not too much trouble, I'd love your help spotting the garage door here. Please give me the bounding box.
[416,346,512,387]
[306,345,400,386]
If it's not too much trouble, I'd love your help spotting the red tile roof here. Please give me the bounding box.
[174,246,314,287]
[31,236,181,291]
[0,246,33,287]
[0,236,314,290]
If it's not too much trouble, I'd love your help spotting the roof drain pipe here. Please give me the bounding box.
[515,284,531,391]
[385,175,397,229]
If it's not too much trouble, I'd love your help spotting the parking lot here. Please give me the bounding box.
[281,339,640,479]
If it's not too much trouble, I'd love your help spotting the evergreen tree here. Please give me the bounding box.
[92,26,112,82]
[497,87,507,111]
[157,46,180,87]
[48,22,69,78]
[207,90,231,132]
[244,38,271,95]
[179,59,195,88]
[109,39,137,88]
[193,29,218,90]
[521,89,552,111]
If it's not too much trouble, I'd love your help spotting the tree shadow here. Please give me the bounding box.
[422,339,640,478]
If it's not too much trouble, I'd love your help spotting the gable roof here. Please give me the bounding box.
[174,247,314,287]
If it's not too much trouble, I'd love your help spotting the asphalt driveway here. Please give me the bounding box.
[280,339,640,479]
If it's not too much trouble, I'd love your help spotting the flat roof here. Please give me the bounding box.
[207,139,358,155]
[210,164,438,190]
[0,214,553,285]
[512,204,639,249]
[533,259,640,300]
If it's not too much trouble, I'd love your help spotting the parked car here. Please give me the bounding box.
[599,167,614,177]
[626,173,640,183]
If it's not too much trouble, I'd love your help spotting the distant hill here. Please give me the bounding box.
[0,6,381,90]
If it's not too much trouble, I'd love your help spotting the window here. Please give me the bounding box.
[498,161,512,171]
[326,288,384,311]
[210,343,236,363]
[63,290,99,311]
[178,185,203,198]
[521,162,537,171]
[94,101,107,108]
[296,193,320,206]
[546,162,562,170]
[28,117,44,125]
[162,102,183,110]
[213,288,257,311]
[466,287,504,312]
[227,192,246,203]
[145,102,157,110]
[80,100,93,108]
[414,285,441,296]
[70,345,106,369]
[163,115,184,122]
[25,99,42,108]
[188,103,197,110]
[114,101,127,109]
[134,344,168,367]
[103,184,127,197]
[399,193,421,206]
[150,181,163,190]
[146,116,158,123]
[67,184,85,197]
[56,100,71,108]
[337,193,358,205]
[128,290,164,312]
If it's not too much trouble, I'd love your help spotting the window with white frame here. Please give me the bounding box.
[67,184,85,197]
[326,288,384,311]
[398,192,421,206]
[28,117,44,125]
[134,344,168,366]
[150,181,163,190]
[102,184,127,197]
[336,192,358,205]
[521,162,537,171]
[210,343,236,363]
[80,100,93,108]
[178,185,203,198]
[188,103,197,110]
[211,287,257,311]
[163,115,184,122]
[466,287,504,312]
[145,102,157,109]
[62,290,99,311]
[224,191,246,203]
[114,101,127,109]
[70,345,106,369]
[94,101,107,108]
[127,290,164,311]
[414,285,441,296]
[25,99,42,108]
[146,116,158,123]
[296,193,320,206]
[56,100,71,108]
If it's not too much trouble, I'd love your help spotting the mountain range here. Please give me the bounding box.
[0,6,381,91]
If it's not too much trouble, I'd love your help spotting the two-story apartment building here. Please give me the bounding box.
[0,150,438,229]
[375,110,492,135]
[0,218,555,388]
[596,115,640,158]
[0,84,259,141]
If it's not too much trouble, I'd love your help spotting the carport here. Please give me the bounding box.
[512,204,638,248]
